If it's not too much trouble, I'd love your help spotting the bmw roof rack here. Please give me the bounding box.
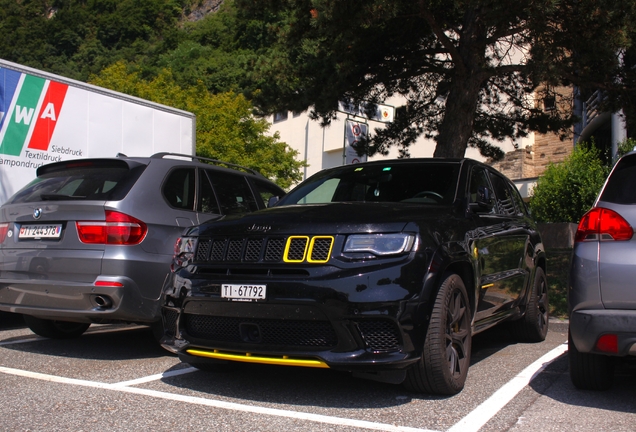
[150,152,260,176]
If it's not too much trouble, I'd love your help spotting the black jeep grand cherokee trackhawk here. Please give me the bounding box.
[160,158,548,395]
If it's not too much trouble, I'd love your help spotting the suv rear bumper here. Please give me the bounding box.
[569,309,636,356]
[0,276,161,324]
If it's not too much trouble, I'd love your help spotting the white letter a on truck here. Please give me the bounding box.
[40,102,57,121]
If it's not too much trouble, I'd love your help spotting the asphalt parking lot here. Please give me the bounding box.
[0,312,634,432]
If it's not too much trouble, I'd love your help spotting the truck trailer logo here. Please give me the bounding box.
[0,67,68,156]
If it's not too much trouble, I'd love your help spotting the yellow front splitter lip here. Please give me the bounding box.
[186,348,330,369]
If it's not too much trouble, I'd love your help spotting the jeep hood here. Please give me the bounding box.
[189,202,458,237]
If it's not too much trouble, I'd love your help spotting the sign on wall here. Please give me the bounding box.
[344,120,368,164]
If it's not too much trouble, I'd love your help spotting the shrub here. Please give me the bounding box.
[615,138,636,162]
[529,144,609,223]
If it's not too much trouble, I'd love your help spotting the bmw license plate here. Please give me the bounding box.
[18,224,63,239]
[221,284,266,301]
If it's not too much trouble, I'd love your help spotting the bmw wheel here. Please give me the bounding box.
[23,315,90,339]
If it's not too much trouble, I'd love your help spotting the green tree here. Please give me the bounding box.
[529,144,609,223]
[153,1,255,94]
[615,138,636,162]
[234,0,636,160]
[90,62,305,189]
[0,0,184,81]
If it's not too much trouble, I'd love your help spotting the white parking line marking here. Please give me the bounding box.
[0,336,43,346]
[0,340,568,432]
[110,367,198,387]
[85,325,147,335]
[0,366,115,389]
[447,342,568,432]
[0,366,438,432]
[0,325,147,346]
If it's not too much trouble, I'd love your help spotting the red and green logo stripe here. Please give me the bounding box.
[0,68,68,156]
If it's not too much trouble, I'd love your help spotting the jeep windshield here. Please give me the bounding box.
[278,161,460,205]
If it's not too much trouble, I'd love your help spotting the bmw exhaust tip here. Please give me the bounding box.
[93,295,113,309]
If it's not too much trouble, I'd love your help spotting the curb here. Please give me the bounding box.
[549,317,569,332]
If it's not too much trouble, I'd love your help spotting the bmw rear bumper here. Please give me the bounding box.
[0,275,161,323]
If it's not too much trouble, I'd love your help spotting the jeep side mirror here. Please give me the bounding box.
[267,196,280,207]
[469,186,494,213]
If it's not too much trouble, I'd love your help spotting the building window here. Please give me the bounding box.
[543,96,556,111]
[273,111,289,123]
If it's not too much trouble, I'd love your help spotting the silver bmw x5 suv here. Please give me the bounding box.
[0,153,284,339]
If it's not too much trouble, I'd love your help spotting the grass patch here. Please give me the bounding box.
[546,248,571,319]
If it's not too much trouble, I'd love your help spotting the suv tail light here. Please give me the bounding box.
[596,334,619,354]
[575,207,634,242]
[77,211,147,245]
[0,222,8,243]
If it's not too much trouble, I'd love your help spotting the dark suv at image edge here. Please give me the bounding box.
[0,153,285,339]
[161,158,549,395]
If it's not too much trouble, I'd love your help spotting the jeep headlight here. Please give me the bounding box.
[344,233,416,256]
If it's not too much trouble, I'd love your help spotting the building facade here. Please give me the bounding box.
[269,89,584,196]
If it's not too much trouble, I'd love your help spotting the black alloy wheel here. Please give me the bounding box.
[509,267,549,342]
[404,273,472,395]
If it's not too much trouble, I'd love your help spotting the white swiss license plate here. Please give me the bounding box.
[18,224,63,239]
[221,284,266,301]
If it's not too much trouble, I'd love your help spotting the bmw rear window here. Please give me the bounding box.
[6,159,145,204]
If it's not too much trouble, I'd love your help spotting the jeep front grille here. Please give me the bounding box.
[356,320,401,352]
[195,236,334,264]
[184,314,338,348]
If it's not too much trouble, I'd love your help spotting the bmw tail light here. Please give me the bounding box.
[0,222,8,243]
[77,211,147,245]
[575,207,633,242]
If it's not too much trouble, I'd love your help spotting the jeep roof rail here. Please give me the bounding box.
[150,152,260,176]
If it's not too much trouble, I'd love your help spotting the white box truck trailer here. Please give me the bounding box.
[0,58,196,204]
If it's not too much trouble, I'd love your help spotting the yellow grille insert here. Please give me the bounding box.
[187,348,329,368]
[283,235,334,264]
[307,236,334,263]
[283,236,309,262]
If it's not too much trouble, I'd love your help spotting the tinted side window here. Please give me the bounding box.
[469,167,491,203]
[207,170,258,215]
[198,171,220,214]
[468,166,496,213]
[251,179,284,208]
[488,172,517,216]
[507,180,528,216]
[600,154,636,204]
[163,168,196,211]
